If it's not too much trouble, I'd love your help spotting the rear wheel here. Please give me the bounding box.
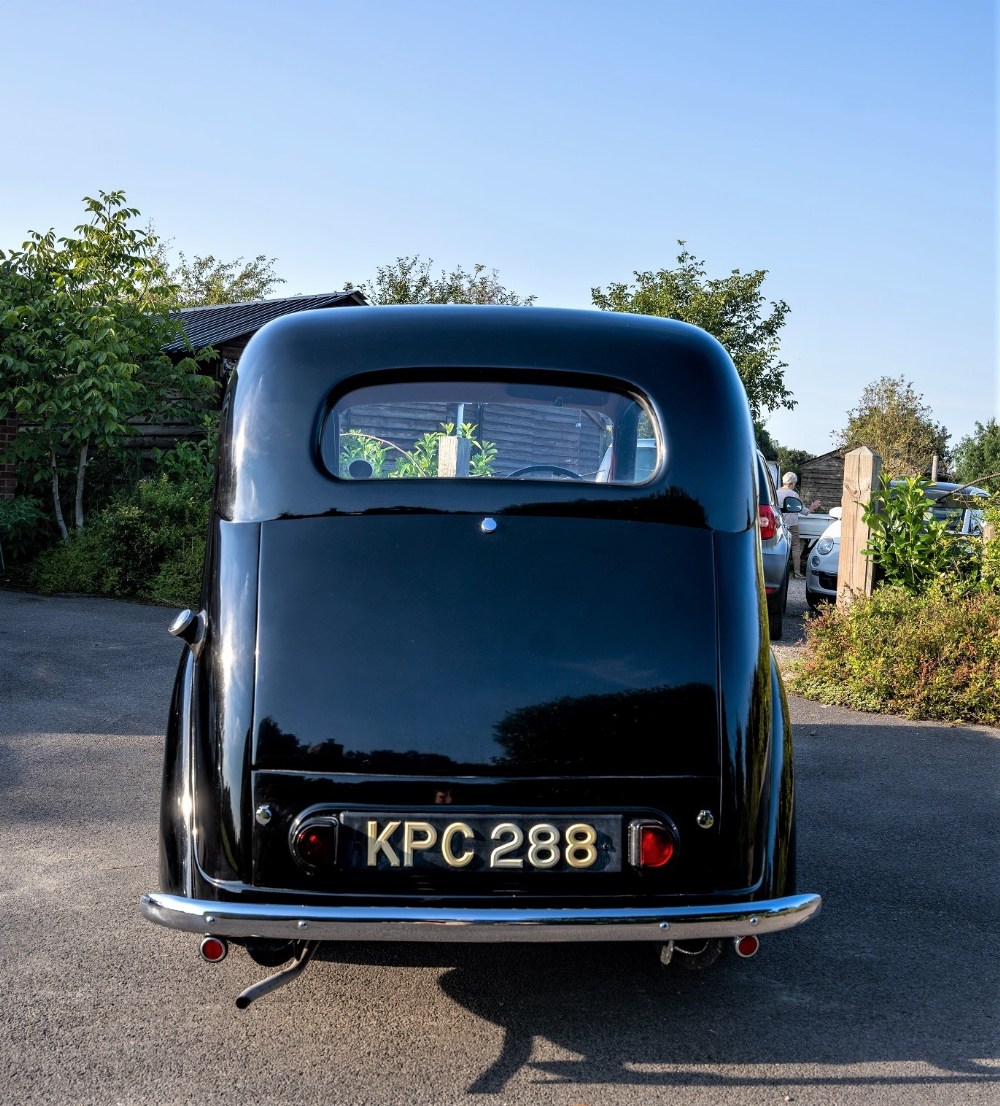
[243,939,297,967]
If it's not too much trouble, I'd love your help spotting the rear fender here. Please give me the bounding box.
[158,651,195,897]
[758,654,796,897]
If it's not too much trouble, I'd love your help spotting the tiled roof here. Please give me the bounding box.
[163,291,367,352]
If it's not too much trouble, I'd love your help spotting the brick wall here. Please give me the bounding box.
[0,416,17,498]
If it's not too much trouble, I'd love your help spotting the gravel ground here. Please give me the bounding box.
[771,574,812,672]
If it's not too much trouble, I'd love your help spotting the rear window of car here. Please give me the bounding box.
[322,379,662,485]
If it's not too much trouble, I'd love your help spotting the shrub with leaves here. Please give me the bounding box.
[151,412,219,495]
[339,431,391,478]
[30,473,209,607]
[981,495,1000,591]
[789,579,1000,724]
[341,423,497,479]
[862,475,973,592]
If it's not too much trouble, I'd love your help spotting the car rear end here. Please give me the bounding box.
[142,307,819,998]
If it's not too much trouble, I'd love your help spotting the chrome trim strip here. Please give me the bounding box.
[140,892,821,944]
[178,654,195,900]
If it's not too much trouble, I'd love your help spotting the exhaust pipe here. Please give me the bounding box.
[236,940,319,1009]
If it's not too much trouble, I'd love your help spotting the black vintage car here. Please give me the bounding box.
[141,306,820,1007]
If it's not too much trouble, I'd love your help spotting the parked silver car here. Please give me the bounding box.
[757,453,792,639]
[805,482,989,608]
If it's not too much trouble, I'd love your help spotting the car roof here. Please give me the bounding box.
[888,479,989,499]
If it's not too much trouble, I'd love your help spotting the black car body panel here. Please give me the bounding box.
[145,306,818,952]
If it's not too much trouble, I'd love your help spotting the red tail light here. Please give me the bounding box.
[290,817,338,869]
[629,820,678,869]
[758,504,778,540]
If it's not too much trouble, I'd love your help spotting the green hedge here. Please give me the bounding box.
[30,475,208,608]
[789,580,1000,725]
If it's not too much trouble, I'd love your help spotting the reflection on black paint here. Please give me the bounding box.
[257,716,481,775]
[492,683,717,775]
[505,487,709,529]
[256,681,716,777]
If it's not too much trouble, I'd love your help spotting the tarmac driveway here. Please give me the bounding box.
[0,588,997,1106]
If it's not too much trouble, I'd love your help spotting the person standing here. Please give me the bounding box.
[777,472,821,578]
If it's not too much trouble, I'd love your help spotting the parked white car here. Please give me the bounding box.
[804,510,843,608]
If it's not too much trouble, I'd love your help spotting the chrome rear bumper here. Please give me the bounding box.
[141,891,821,943]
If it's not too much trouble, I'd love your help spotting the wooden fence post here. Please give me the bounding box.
[837,446,881,608]
[438,435,472,478]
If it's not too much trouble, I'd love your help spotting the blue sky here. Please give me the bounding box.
[1,0,995,456]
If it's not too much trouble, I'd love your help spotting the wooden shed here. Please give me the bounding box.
[134,291,368,453]
[799,448,846,513]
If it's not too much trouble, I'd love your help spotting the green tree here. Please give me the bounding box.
[952,419,1000,491]
[776,446,815,481]
[835,376,948,478]
[159,248,285,306]
[754,421,780,459]
[355,255,536,305]
[591,244,793,421]
[0,190,215,538]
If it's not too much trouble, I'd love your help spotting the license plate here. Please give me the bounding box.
[340,813,621,874]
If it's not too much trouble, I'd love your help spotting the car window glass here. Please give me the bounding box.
[324,379,662,484]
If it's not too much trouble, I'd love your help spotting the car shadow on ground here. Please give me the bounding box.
[315,714,998,1095]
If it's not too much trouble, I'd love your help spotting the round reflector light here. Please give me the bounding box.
[200,936,228,963]
[735,934,760,958]
[640,824,676,868]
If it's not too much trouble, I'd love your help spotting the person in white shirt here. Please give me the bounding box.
[777,472,821,578]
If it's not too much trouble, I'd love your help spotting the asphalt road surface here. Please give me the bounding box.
[1,587,997,1106]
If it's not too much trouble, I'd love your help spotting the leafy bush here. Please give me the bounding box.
[340,430,391,478]
[0,495,53,573]
[341,422,497,478]
[149,538,206,607]
[862,475,972,591]
[30,474,208,607]
[789,580,1000,724]
[151,414,218,494]
[981,496,1000,591]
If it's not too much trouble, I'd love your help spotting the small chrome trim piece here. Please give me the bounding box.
[168,609,196,638]
[255,805,274,826]
[167,608,207,660]
[176,654,195,901]
[696,810,715,829]
[140,892,821,944]
[480,517,497,534]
